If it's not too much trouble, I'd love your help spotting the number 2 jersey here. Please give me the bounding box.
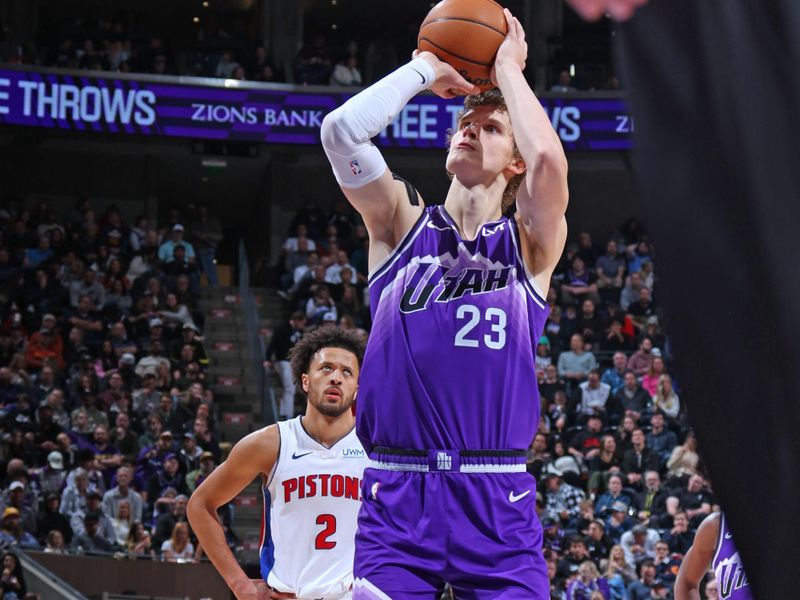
[357,205,550,454]
[261,416,368,598]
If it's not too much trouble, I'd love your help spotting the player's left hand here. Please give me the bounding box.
[490,9,527,86]
[564,0,648,22]
[267,586,297,600]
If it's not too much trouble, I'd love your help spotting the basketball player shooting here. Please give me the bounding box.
[321,8,568,599]
[187,327,368,600]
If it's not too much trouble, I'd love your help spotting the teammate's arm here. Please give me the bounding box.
[320,54,477,268]
[674,512,720,600]
[187,426,279,600]
[493,10,569,291]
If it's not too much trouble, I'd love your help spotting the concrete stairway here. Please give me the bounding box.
[198,285,287,566]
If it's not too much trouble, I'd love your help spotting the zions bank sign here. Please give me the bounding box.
[0,67,631,151]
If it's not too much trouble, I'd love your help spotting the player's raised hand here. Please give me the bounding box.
[491,9,527,86]
[564,0,648,22]
[412,50,480,99]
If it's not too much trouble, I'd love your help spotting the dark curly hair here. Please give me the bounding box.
[445,89,526,212]
[288,325,366,386]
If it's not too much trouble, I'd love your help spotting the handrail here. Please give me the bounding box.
[16,550,89,600]
[238,240,278,425]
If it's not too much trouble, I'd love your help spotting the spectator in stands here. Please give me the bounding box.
[153,493,188,548]
[641,357,666,397]
[627,337,656,378]
[44,530,67,553]
[147,453,188,511]
[25,327,64,372]
[214,50,240,79]
[162,521,195,562]
[89,425,122,487]
[550,69,577,92]
[646,411,678,467]
[556,535,591,579]
[569,414,604,459]
[620,271,644,311]
[191,416,220,461]
[178,433,203,475]
[71,511,116,554]
[70,270,106,309]
[625,241,653,275]
[666,430,698,480]
[36,492,72,545]
[652,539,679,587]
[126,521,154,558]
[2,481,37,536]
[605,501,635,544]
[653,374,680,421]
[566,560,609,598]
[557,333,597,387]
[634,471,669,527]
[601,351,628,396]
[188,202,222,286]
[0,507,39,549]
[621,523,660,566]
[606,544,637,589]
[595,473,631,517]
[627,560,659,600]
[575,299,605,349]
[587,434,622,495]
[102,465,143,523]
[667,475,713,529]
[330,56,363,86]
[0,552,27,599]
[622,429,660,490]
[325,250,356,285]
[158,224,196,265]
[561,255,601,306]
[586,519,614,562]
[571,369,612,425]
[133,374,161,419]
[187,451,215,492]
[596,239,626,303]
[37,450,67,495]
[135,340,171,378]
[67,295,104,351]
[614,370,651,425]
[544,471,586,525]
[663,511,694,555]
[109,499,133,546]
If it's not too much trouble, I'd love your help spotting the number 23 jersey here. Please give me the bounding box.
[358,205,550,454]
[261,416,367,598]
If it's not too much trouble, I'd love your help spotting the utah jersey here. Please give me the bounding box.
[357,205,550,453]
[712,513,754,600]
[261,417,368,599]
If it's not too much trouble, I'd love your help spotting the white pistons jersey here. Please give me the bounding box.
[261,416,368,599]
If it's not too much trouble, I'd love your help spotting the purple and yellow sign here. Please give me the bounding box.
[0,67,631,151]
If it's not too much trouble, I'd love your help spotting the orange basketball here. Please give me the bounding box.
[418,0,508,92]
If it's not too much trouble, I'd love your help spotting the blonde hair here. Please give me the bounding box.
[170,522,190,553]
[445,90,525,212]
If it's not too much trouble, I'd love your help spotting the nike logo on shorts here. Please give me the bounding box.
[508,490,531,503]
[292,451,313,460]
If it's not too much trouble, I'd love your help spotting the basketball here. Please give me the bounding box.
[418,0,508,91]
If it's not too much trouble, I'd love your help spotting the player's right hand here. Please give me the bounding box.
[412,50,480,99]
[267,587,297,600]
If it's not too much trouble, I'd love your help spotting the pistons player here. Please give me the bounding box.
[675,511,753,600]
[188,326,367,600]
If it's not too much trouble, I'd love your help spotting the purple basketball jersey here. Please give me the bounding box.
[712,513,754,600]
[357,205,549,453]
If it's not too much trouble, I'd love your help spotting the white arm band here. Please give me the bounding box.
[320,57,435,189]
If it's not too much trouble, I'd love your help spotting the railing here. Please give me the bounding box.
[238,240,278,425]
[16,550,88,600]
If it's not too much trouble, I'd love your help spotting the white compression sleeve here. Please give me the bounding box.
[320,57,435,189]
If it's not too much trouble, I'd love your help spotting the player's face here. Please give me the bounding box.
[303,347,359,418]
[446,105,524,189]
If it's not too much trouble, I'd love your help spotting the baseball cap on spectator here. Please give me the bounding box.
[646,316,659,325]
[592,519,606,529]
[120,353,136,365]
[42,313,56,322]
[8,481,24,492]
[182,322,200,333]
[149,318,163,328]
[2,507,19,520]
[538,336,550,347]
[182,433,196,442]
[160,431,174,439]
[200,451,214,462]
[47,451,64,470]
[651,347,662,357]
[173,224,184,232]
[610,501,628,513]
[87,490,102,500]
[164,453,178,462]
